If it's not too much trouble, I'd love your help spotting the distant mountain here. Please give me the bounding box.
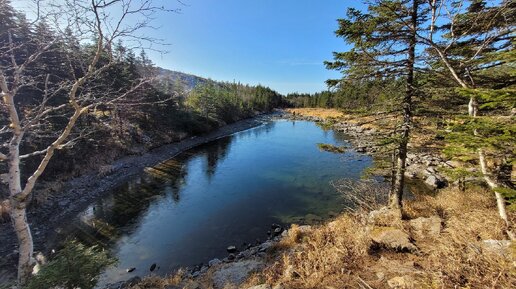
[155,67,210,92]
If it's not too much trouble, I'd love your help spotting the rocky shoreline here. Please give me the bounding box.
[105,223,308,289]
[0,114,273,279]
[0,110,461,285]
[286,113,455,190]
[103,112,464,289]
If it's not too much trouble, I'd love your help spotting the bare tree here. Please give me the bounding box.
[0,0,176,285]
[418,0,514,231]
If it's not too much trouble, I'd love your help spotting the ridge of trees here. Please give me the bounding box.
[0,0,284,286]
[321,0,514,235]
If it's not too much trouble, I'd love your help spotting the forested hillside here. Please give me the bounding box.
[0,1,286,284]
[0,0,514,288]
[0,0,284,187]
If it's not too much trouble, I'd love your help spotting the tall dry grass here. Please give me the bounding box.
[251,187,515,289]
[129,187,514,289]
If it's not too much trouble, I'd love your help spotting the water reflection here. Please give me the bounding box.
[60,120,375,286]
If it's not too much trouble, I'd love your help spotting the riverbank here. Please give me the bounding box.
[286,108,456,189]
[150,186,512,289]
[121,109,514,289]
[0,113,277,280]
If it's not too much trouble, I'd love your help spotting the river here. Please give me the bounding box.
[60,119,375,286]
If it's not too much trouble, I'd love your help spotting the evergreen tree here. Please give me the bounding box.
[326,0,423,208]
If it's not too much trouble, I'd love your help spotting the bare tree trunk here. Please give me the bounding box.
[470,95,512,238]
[390,0,418,209]
[478,149,509,223]
[7,143,34,285]
[10,205,34,285]
[468,95,479,117]
[422,0,512,237]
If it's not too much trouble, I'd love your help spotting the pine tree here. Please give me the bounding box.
[326,0,423,208]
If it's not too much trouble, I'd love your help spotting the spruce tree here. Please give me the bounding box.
[326,0,423,208]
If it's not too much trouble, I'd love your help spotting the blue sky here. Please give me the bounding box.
[143,0,365,94]
[13,0,366,95]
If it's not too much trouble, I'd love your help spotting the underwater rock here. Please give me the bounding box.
[149,263,157,272]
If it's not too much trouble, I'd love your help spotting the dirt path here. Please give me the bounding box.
[0,115,271,278]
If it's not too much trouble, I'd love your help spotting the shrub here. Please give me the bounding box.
[25,240,116,289]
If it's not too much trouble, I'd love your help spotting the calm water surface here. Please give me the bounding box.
[63,120,375,285]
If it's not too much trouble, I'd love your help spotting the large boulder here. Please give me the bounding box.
[371,227,418,253]
[481,240,513,258]
[368,207,403,228]
[425,175,447,189]
[408,216,441,240]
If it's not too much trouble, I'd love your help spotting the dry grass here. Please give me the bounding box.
[288,108,448,153]
[249,187,515,289]
[286,108,344,119]
[127,187,514,289]
[257,215,370,289]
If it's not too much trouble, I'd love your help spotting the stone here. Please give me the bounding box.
[406,153,417,161]
[408,216,441,240]
[258,240,274,252]
[246,285,271,289]
[227,245,237,253]
[209,258,222,267]
[482,240,513,257]
[387,276,415,289]
[272,285,285,289]
[149,263,157,272]
[212,259,265,289]
[356,147,367,153]
[368,207,402,228]
[227,253,236,261]
[371,227,418,253]
[425,175,446,189]
[426,167,436,174]
[404,170,417,178]
[297,225,312,233]
[106,276,142,289]
[444,160,459,168]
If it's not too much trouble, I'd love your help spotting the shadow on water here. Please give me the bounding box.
[57,120,380,286]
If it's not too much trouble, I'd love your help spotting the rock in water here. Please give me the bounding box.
[149,263,157,272]
[227,245,237,253]
[126,267,136,273]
